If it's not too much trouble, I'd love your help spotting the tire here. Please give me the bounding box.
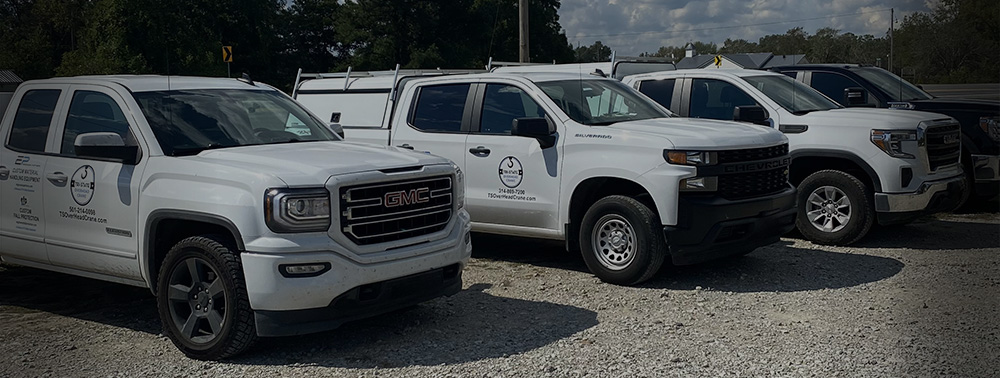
[579,195,666,286]
[156,235,257,360]
[795,170,875,245]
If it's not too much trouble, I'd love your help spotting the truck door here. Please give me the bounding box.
[464,82,562,231]
[0,86,66,264]
[389,82,473,170]
[42,85,145,280]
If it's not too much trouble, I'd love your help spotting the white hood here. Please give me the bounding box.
[607,117,787,150]
[184,141,451,186]
[799,108,952,130]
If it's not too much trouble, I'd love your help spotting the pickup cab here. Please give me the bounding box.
[622,69,966,244]
[296,70,797,285]
[769,64,999,202]
[0,75,471,359]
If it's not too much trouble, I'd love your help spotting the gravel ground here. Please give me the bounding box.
[1,208,998,378]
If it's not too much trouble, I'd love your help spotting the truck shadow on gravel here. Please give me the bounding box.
[644,241,904,292]
[234,283,598,367]
[847,216,1000,250]
[0,264,161,334]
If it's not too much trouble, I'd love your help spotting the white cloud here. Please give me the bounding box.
[558,0,932,55]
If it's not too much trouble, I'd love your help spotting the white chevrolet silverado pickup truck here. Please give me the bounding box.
[621,69,966,244]
[0,75,471,359]
[295,70,797,286]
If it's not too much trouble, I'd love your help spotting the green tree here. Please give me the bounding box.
[758,27,809,55]
[719,38,759,54]
[574,40,612,62]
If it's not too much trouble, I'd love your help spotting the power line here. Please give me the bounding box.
[569,8,891,39]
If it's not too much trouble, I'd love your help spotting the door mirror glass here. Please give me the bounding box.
[844,87,869,106]
[74,132,139,164]
[511,117,556,148]
[733,105,769,126]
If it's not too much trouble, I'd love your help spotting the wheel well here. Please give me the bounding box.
[790,156,878,191]
[566,177,654,250]
[147,219,238,293]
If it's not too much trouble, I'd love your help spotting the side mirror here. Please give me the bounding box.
[74,132,139,165]
[843,87,868,106]
[511,117,557,149]
[327,123,345,139]
[733,105,769,126]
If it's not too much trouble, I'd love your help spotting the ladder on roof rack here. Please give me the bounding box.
[292,65,486,98]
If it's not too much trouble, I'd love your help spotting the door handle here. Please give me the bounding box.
[397,144,414,150]
[47,172,68,187]
[469,146,491,157]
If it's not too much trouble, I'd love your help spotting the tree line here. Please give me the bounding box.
[0,0,576,90]
[2,0,995,88]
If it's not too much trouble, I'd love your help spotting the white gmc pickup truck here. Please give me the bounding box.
[0,76,471,359]
[296,70,797,286]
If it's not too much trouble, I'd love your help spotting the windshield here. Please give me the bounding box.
[741,75,841,114]
[133,89,338,156]
[853,67,932,102]
[536,79,669,125]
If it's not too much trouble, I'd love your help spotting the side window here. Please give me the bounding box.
[689,79,758,120]
[811,72,862,104]
[638,79,675,109]
[480,84,546,134]
[410,84,471,133]
[61,91,133,156]
[7,89,61,152]
[780,71,798,79]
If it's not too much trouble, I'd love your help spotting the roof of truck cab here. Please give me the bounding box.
[625,68,784,81]
[23,75,273,92]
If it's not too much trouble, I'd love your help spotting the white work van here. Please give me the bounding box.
[0,75,471,359]
[621,69,966,244]
[295,69,797,286]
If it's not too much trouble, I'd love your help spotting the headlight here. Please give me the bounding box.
[888,102,916,110]
[664,150,717,166]
[264,188,331,233]
[452,163,465,209]
[980,116,1000,142]
[871,129,917,159]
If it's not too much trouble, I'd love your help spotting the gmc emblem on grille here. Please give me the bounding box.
[384,188,430,207]
[943,134,959,144]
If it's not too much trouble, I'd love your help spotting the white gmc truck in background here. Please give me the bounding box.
[295,70,798,286]
[0,75,471,360]
[621,69,966,244]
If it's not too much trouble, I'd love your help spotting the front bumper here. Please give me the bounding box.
[663,186,797,265]
[971,154,999,183]
[241,211,472,337]
[874,174,966,225]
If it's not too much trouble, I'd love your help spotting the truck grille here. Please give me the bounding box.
[340,176,452,245]
[716,144,790,200]
[924,123,961,171]
[716,144,788,164]
[718,168,789,200]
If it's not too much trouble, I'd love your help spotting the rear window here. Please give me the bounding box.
[7,89,61,152]
[410,84,470,133]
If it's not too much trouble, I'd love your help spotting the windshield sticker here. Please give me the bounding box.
[499,156,523,188]
[575,133,612,139]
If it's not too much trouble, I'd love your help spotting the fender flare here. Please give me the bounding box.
[789,149,883,192]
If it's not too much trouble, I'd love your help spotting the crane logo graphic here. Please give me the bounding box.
[498,156,523,188]
[70,165,96,206]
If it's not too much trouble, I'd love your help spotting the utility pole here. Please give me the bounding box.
[889,8,896,72]
[519,0,529,63]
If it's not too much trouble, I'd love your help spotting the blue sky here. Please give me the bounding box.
[558,0,934,55]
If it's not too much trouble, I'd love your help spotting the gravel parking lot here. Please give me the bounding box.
[1,208,997,378]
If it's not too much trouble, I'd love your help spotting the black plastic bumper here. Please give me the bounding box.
[254,264,463,337]
[664,187,797,265]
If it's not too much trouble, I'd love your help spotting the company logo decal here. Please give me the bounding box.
[70,165,96,206]
[499,156,523,188]
[14,156,30,165]
[384,188,430,207]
